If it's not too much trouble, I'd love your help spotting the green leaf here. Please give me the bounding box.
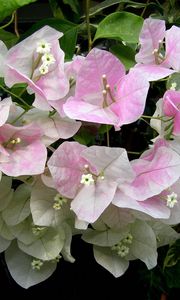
[93,245,129,277]
[25,18,78,60]
[0,29,18,48]
[2,184,31,226]
[166,72,180,91]
[88,0,146,17]
[165,260,180,288]
[63,0,79,14]
[73,127,96,146]
[49,0,64,19]
[110,43,136,70]
[18,228,65,260]
[0,0,38,22]
[98,124,112,135]
[94,12,143,43]
[5,241,57,289]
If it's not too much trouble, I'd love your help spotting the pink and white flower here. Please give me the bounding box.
[48,142,135,223]
[0,123,47,176]
[4,26,69,111]
[64,48,149,128]
[134,18,180,81]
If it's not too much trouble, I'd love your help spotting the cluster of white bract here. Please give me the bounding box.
[36,40,56,75]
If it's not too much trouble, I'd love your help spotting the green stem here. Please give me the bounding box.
[127,151,142,155]
[106,125,110,147]
[86,0,92,52]
[141,115,174,122]
[140,118,151,126]
[14,11,20,38]
[141,114,161,120]
[0,84,32,110]
[11,110,27,124]
[141,0,150,17]
[0,12,15,30]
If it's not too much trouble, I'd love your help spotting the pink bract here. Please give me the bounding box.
[4,26,69,111]
[134,18,180,81]
[47,142,88,198]
[0,123,47,176]
[163,90,180,135]
[118,142,180,201]
[0,97,12,127]
[48,142,135,223]
[0,41,8,77]
[64,48,149,128]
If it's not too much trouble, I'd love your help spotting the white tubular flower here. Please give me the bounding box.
[31,259,43,270]
[80,173,94,185]
[170,82,177,90]
[166,192,178,208]
[117,245,129,257]
[36,40,51,54]
[111,241,130,258]
[39,63,49,75]
[122,233,133,244]
[53,194,67,210]
[42,53,56,66]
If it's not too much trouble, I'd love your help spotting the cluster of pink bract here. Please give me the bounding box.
[0,18,179,288]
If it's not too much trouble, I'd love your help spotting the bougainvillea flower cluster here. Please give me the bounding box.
[0,18,179,289]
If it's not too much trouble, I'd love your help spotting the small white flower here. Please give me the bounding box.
[36,40,51,54]
[31,259,43,270]
[122,233,133,244]
[117,245,129,257]
[39,63,49,75]
[166,192,178,208]
[170,82,177,91]
[42,53,56,66]
[32,225,46,235]
[53,193,67,210]
[80,173,94,185]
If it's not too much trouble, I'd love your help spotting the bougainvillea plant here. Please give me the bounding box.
[0,0,179,296]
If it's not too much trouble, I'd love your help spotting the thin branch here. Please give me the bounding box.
[0,12,15,30]
[14,11,20,38]
[86,0,92,52]
[0,84,32,110]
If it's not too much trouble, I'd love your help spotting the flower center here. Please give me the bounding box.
[152,40,165,65]
[101,74,116,108]
[111,233,133,257]
[166,192,178,208]
[53,193,68,210]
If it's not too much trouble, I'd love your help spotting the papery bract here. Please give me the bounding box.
[4,26,69,110]
[113,139,180,218]
[64,48,149,128]
[0,41,7,77]
[0,97,12,126]
[23,108,81,146]
[163,90,180,135]
[134,18,180,81]
[0,123,47,176]
[47,141,88,198]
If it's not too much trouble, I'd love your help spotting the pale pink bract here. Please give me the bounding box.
[64,48,149,128]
